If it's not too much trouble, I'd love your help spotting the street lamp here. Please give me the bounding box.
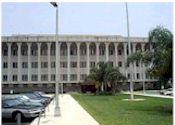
[125,3,134,100]
[50,2,60,116]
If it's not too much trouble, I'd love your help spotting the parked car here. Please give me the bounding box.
[2,94,45,106]
[160,88,173,96]
[2,99,44,120]
[33,91,52,102]
[24,93,49,106]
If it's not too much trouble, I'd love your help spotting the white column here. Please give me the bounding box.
[28,43,31,82]
[56,42,60,82]
[47,43,51,82]
[96,43,100,64]
[8,43,11,83]
[114,43,118,67]
[105,43,109,62]
[124,43,128,77]
[141,43,146,94]
[132,43,136,80]
[77,43,80,81]
[17,43,21,82]
[38,43,41,82]
[67,42,70,82]
[87,43,90,75]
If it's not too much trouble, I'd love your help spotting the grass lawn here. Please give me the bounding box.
[71,94,172,125]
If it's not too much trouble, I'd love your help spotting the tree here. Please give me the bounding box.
[127,26,173,88]
[85,62,126,94]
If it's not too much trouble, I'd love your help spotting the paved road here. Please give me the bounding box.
[2,118,35,125]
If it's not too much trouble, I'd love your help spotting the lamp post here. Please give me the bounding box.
[50,2,60,116]
[125,3,134,100]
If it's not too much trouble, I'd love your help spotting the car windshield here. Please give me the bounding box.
[3,99,22,107]
[25,93,38,98]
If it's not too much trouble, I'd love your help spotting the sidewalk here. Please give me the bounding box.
[123,91,173,99]
[30,94,99,125]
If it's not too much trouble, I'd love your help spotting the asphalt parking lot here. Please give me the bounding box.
[2,118,35,125]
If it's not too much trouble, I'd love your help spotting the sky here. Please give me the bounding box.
[1,2,173,37]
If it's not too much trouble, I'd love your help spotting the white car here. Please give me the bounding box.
[160,88,173,96]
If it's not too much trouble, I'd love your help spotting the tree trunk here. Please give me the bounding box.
[101,82,104,92]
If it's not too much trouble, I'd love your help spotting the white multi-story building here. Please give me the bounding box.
[1,35,157,93]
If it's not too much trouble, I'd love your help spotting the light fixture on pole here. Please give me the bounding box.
[125,2,134,100]
[50,2,60,116]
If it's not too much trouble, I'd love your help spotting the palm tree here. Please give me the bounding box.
[85,62,126,94]
[127,26,173,89]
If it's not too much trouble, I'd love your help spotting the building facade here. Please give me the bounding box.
[1,35,157,93]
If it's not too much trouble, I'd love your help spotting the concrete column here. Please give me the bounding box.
[96,43,100,64]
[67,42,70,82]
[17,43,21,82]
[47,43,51,82]
[87,43,90,75]
[56,42,60,82]
[28,43,31,82]
[8,43,11,83]
[141,43,146,94]
[77,43,80,81]
[38,43,41,82]
[132,43,136,80]
[114,43,118,67]
[105,43,109,62]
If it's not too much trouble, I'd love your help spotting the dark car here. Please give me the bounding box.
[3,94,46,106]
[2,99,44,120]
[33,91,52,103]
[24,93,49,106]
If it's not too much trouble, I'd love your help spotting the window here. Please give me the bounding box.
[118,49,122,55]
[109,49,114,55]
[136,61,139,67]
[22,75,28,81]
[70,62,77,68]
[51,49,55,55]
[80,74,87,80]
[3,49,8,56]
[31,50,37,56]
[61,74,67,81]
[21,49,28,56]
[70,74,77,81]
[70,49,77,55]
[99,48,105,55]
[51,74,55,81]
[12,49,17,56]
[41,74,48,81]
[13,62,18,68]
[41,62,48,68]
[90,48,95,55]
[90,62,95,68]
[137,73,140,79]
[31,62,38,68]
[12,75,18,81]
[22,62,28,68]
[3,62,8,68]
[60,62,67,68]
[41,49,47,56]
[80,62,86,68]
[31,75,38,81]
[3,75,8,81]
[80,49,86,55]
[128,73,130,79]
[51,62,55,68]
[118,61,122,67]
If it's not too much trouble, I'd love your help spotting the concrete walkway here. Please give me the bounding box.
[123,91,173,99]
[30,94,99,125]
